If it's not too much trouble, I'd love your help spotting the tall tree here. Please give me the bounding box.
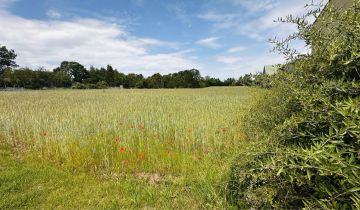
[54,61,88,83]
[0,45,18,74]
[105,65,115,86]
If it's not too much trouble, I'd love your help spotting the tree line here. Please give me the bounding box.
[0,45,269,89]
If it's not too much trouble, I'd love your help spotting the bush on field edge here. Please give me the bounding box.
[227,1,360,209]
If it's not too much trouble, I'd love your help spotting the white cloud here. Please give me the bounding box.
[196,37,221,49]
[231,0,279,13]
[200,0,325,79]
[197,12,236,22]
[46,9,62,19]
[227,46,245,53]
[208,53,285,79]
[197,11,240,31]
[216,55,244,64]
[0,7,199,75]
[237,0,308,41]
[200,0,325,41]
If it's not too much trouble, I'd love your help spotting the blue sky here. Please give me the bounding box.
[0,0,322,79]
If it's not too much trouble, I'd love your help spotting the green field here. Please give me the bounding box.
[0,87,263,209]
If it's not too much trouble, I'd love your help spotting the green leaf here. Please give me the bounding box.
[306,169,312,180]
[347,187,360,193]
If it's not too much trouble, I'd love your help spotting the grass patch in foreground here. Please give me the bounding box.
[0,142,207,209]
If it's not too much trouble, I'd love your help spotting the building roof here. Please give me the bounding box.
[263,65,281,75]
[313,0,353,27]
[329,0,353,10]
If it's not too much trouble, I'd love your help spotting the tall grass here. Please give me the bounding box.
[0,87,262,182]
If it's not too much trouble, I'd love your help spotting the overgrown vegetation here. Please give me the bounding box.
[228,1,360,209]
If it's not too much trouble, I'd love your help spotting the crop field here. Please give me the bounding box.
[0,87,263,209]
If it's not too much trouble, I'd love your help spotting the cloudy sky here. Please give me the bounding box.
[0,0,324,79]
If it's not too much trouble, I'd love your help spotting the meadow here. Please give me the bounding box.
[0,87,263,209]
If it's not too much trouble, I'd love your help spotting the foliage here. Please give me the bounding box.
[228,1,360,209]
[54,61,89,83]
[0,50,268,89]
[0,45,17,75]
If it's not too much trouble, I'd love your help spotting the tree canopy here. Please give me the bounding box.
[0,45,17,74]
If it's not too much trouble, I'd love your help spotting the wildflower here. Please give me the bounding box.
[119,146,126,153]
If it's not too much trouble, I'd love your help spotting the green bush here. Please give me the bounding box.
[228,1,360,209]
[71,82,88,89]
[71,81,108,89]
[95,81,108,89]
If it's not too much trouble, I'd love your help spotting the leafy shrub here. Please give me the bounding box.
[71,81,108,89]
[228,1,360,209]
[95,81,108,89]
[71,82,88,89]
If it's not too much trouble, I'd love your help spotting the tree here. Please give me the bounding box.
[242,74,254,86]
[12,68,35,88]
[105,65,115,86]
[113,71,126,86]
[224,78,236,86]
[124,73,144,88]
[0,68,14,88]
[54,61,88,83]
[145,73,163,88]
[0,45,18,74]
[204,76,222,86]
[31,68,53,89]
[52,70,72,87]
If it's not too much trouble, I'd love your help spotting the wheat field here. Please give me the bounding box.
[0,87,262,208]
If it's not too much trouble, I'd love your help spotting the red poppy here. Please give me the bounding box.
[119,146,126,153]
